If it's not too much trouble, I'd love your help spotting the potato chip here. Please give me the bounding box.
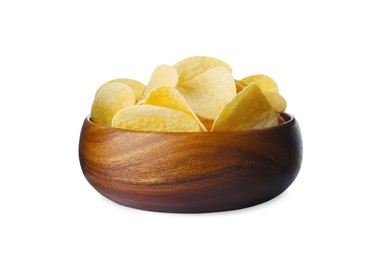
[91,82,135,126]
[143,86,207,131]
[263,91,287,113]
[241,74,279,93]
[112,105,201,132]
[142,65,179,98]
[174,56,232,82]
[107,78,146,101]
[176,66,236,120]
[212,84,278,131]
[235,79,247,93]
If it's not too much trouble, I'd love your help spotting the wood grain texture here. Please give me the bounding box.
[79,113,303,213]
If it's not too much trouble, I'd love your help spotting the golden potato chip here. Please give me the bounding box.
[176,66,236,120]
[91,82,135,127]
[142,65,179,98]
[235,79,247,93]
[241,74,279,93]
[263,91,287,113]
[174,56,232,82]
[112,105,201,132]
[107,78,146,101]
[143,86,207,131]
[212,84,278,131]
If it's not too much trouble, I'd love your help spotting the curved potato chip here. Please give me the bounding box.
[263,91,287,113]
[142,65,179,98]
[212,84,278,132]
[174,56,232,82]
[107,78,146,101]
[235,79,247,93]
[176,66,236,120]
[112,105,201,132]
[91,82,135,126]
[143,86,207,131]
[241,74,279,93]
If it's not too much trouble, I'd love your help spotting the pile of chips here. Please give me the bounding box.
[90,56,287,132]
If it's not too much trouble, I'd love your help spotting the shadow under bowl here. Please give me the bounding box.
[79,113,302,213]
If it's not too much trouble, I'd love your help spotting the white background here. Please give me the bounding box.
[1,0,374,259]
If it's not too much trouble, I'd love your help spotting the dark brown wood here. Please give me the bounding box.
[79,113,302,213]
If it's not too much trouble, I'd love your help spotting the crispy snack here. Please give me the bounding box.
[112,105,201,132]
[142,65,179,98]
[212,84,278,131]
[143,86,207,131]
[91,82,135,126]
[235,79,247,93]
[174,56,232,82]
[90,56,289,132]
[263,91,287,113]
[176,66,236,120]
[107,78,146,101]
[241,74,279,93]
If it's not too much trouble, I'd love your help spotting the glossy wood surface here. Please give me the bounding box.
[79,113,302,213]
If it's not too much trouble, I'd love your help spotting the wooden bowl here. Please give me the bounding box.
[79,113,302,213]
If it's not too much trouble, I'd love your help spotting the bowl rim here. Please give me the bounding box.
[84,112,295,135]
